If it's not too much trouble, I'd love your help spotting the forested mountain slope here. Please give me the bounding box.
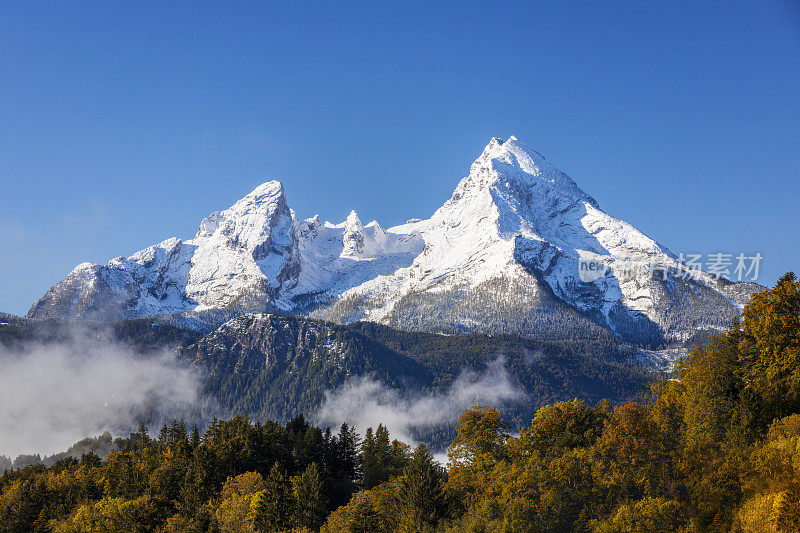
[0,313,650,440]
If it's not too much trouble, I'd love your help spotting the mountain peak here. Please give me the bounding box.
[28,138,758,347]
[194,179,292,256]
[475,136,551,175]
[458,136,598,212]
[248,180,284,197]
[341,210,365,257]
[345,209,362,227]
[479,135,521,156]
[236,181,287,212]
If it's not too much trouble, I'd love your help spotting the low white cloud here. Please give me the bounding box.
[314,357,520,448]
[0,333,202,458]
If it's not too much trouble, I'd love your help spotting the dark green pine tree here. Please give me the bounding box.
[158,423,170,445]
[291,462,327,529]
[134,422,150,451]
[363,424,403,489]
[253,463,293,532]
[361,427,379,489]
[190,424,200,449]
[338,422,362,484]
[329,423,362,507]
[395,444,449,530]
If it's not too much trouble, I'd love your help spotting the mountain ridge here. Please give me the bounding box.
[27,137,760,345]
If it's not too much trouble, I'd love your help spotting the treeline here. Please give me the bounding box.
[1,273,798,531]
[0,414,415,532]
[0,433,121,473]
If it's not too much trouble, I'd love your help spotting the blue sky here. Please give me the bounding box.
[1,1,798,315]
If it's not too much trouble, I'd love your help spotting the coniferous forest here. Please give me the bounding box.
[1,273,799,532]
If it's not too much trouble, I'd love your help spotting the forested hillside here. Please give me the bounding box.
[186,314,650,438]
[0,317,202,353]
[0,313,650,450]
[1,273,798,531]
[0,313,24,324]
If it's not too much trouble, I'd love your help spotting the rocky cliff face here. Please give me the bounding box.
[28,137,760,345]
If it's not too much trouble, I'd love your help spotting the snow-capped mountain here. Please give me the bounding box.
[28,137,758,345]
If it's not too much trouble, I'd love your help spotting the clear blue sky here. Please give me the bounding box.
[1,1,798,315]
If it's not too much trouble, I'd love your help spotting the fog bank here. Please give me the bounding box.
[315,357,520,447]
[0,334,201,458]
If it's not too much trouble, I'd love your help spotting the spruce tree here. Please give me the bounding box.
[291,462,327,529]
[395,444,449,530]
[252,463,293,532]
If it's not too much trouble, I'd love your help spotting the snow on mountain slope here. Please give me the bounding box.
[27,182,423,323]
[28,182,295,321]
[28,137,758,345]
[311,136,755,344]
[282,212,424,311]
